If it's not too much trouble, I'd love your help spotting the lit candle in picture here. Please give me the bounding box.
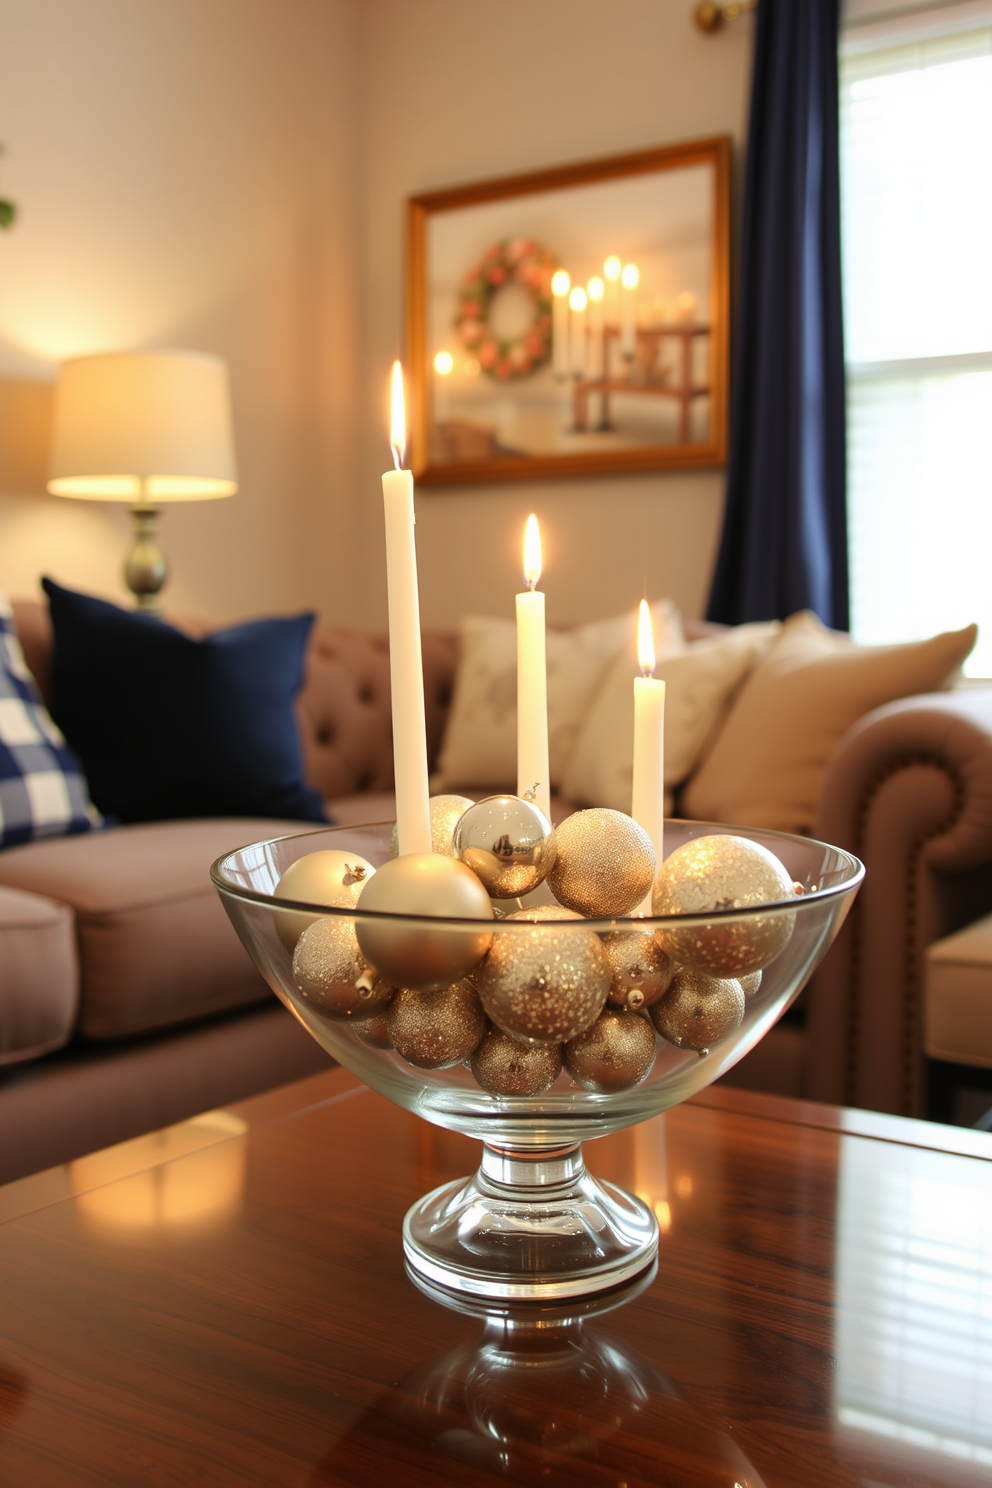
[603,255,622,378]
[551,269,571,380]
[568,285,587,379]
[586,275,605,382]
[381,361,432,856]
[516,514,550,823]
[632,599,665,904]
[620,262,639,362]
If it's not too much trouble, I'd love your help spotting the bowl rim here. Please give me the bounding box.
[209,818,865,932]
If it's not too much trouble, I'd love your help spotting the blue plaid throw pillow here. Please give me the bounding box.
[0,593,101,849]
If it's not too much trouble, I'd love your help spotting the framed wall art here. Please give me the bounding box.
[407,136,730,485]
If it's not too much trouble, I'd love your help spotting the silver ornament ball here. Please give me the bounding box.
[453,794,556,899]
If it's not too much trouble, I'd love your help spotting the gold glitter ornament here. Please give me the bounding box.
[740,970,762,1000]
[564,1008,657,1093]
[470,1026,562,1096]
[649,968,744,1054]
[601,929,674,1011]
[652,834,795,978]
[477,923,610,1044]
[389,795,476,859]
[351,1010,393,1049]
[547,809,656,918]
[355,854,493,993]
[452,794,556,899]
[274,850,376,950]
[292,917,394,1021]
[386,981,486,1069]
[506,905,585,923]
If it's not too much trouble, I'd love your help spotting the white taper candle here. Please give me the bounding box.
[382,361,432,856]
[632,600,665,908]
[516,514,551,822]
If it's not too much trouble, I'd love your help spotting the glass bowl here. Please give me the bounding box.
[212,819,862,1300]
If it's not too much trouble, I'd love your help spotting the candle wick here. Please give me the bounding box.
[391,442,403,472]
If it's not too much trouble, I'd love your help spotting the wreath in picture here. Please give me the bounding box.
[455,238,557,381]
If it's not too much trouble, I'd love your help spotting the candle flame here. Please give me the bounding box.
[523,514,542,590]
[604,255,621,281]
[587,275,604,301]
[621,263,640,290]
[568,286,588,313]
[551,269,571,298]
[637,599,655,676]
[389,359,406,469]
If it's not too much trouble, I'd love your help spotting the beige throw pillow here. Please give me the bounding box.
[434,602,684,792]
[681,611,978,834]
[562,622,780,814]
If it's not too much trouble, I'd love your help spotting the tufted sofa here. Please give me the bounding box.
[3,600,992,1186]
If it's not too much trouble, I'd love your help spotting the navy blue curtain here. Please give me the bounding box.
[707,0,848,629]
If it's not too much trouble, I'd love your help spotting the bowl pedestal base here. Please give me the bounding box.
[402,1141,659,1301]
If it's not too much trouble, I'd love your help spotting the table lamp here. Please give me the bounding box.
[47,349,237,610]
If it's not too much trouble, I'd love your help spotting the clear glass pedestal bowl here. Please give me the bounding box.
[212,819,862,1302]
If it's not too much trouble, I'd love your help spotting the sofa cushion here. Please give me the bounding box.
[42,579,327,824]
[0,818,320,1040]
[434,603,684,795]
[682,612,978,835]
[0,587,100,850]
[562,621,780,813]
[0,885,78,1065]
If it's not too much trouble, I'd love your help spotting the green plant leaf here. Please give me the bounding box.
[0,199,16,229]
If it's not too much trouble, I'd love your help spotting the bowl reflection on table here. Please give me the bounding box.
[307,1269,768,1488]
[212,819,862,1301]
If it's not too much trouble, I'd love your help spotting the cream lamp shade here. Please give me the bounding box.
[47,349,237,502]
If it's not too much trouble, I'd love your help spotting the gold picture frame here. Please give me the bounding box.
[407,136,730,485]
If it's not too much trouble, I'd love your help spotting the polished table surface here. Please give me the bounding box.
[1,1069,991,1487]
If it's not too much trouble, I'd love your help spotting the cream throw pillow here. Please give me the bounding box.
[562,621,780,813]
[434,602,684,792]
[682,610,978,834]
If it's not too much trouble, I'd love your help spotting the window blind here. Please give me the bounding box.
[841,24,992,673]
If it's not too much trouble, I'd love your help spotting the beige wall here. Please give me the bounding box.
[0,0,361,621]
[357,0,753,629]
[0,0,751,627]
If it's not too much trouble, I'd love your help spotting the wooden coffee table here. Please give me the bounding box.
[1,1068,990,1486]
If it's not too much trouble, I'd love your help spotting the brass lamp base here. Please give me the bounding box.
[124,504,167,613]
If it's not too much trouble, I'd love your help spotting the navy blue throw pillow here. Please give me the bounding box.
[43,579,327,825]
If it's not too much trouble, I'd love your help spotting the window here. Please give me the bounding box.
[840,18,992,674]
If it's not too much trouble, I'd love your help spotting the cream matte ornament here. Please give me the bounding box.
[651,834,796,978]
[470,1026,563,1096]
[477,923,610,1044]
[386,982,486,1069]
[649,968,744,1054]
[292,917,394,1021]
[274,850,376,950]
[390,794,476,859]
[564,1008,657,1093]
[601,929,674,1012]
[452,794,555,899]
[547,809,656,917]
[355,854,494,992]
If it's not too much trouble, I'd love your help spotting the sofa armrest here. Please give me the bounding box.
[806,688,992,1116]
